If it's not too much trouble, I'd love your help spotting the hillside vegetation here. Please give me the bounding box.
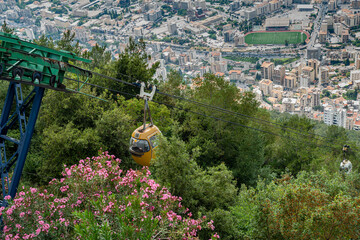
[1,32,360,239]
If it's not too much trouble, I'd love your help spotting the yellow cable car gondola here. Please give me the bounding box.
[129,124,161,166]
[129,82,161,166]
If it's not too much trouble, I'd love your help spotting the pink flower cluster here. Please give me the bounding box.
[1,152,219,239]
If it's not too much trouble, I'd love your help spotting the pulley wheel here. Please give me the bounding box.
[12,68,23,79]
[32,71,43,83]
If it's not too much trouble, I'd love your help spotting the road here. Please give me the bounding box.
[308,4,328,48]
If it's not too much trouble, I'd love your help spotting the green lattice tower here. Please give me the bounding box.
[0,32,92,90]
[0,32,92,209]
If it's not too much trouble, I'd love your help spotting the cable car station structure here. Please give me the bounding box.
[0,32,92,206]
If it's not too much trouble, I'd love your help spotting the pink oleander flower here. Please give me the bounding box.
[60,185,69,192]
[1,152,217,239]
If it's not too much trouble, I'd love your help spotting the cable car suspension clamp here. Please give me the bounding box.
[137,82,156,101]
[137,82,156,132]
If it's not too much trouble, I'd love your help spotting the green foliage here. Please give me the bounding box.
[266,115,319,175]
[223,56,259,64]
[56,30,81,55]
[178,9,187,16]
[322,89,330,98]
[33,34,55,49]
[34,30,80,55]
[313,105,324,111]
[1,21,14,34]
[3,152,216,239]
[343,89,359,100]
[83,44,112,69]
[110,37,159,97]
[152,134,238,238]
[271,57,300,66]
[233,170,360,239]
[172,74,266,186]
[209,33,217,40]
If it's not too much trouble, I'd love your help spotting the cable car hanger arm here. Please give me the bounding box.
[136,82,156,132]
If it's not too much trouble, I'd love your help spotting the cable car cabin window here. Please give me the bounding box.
[130,137,150,153]
[149,135,158,148]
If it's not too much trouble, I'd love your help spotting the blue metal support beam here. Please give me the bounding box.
[0,82,44,204]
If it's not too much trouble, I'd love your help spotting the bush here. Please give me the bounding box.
[232,170,360,239]
[2,152,218,239]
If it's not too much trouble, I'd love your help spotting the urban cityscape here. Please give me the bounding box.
[3,0,360,130]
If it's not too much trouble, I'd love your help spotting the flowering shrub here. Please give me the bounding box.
[1,152,218,239]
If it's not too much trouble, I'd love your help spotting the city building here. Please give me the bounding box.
[259,79,273,96]
[302,66,315,82]
[284,75,296,89]
[264,18,290,31]
[224,30,234,42]
[273,65,285,85]
[342,29,350,43]
[168,22,177,35]
[319,31,327,43]
[229,70,243,83]
[319,67,330,85]
[307,47,321,60]
[350,70,360,81]
[282,98,297,112]
[300,74,310,88]
[261,61,274,80]
[324,106,347,128]
[234,33,245,46]
[297,4,314,11]
[307,59,320,80]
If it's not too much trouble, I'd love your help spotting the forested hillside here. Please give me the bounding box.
[2,32,360,239]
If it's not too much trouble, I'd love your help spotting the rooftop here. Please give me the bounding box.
[261,61,274,68]
[265,18,290,27]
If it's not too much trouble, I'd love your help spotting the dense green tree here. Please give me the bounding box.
[152,134,238,239]
[33,34,55,49]
[108,37,159,98]
[83,44,112,69]
[56,30,81,55]
[1,21,14,34]
[170,74,266,185]
[265,114,319,175]
[233,170,360,239]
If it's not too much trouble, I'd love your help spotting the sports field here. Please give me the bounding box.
[245,31,308,45]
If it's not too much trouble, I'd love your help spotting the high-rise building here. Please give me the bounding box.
[324,107,347,128]
[307,59,320,80]
[299,74,310,88]
[350,70,360,81]
[302,66,315,83]
[261,62,274,80]
[168,22,177,35]
[273,65,285,85]
[319,67,329,85]
[284,75,296,89]
[319,31,327,43]
[224,30,234,42]
[307,47,321,60]
[259,79,273,96]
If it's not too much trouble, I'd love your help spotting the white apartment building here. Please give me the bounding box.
[324,107,347,128]
[350,70,360,82]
